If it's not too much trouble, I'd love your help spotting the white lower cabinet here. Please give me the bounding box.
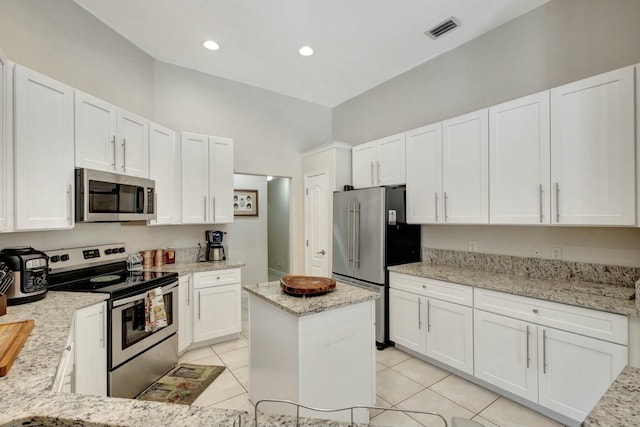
[191,269,241,345]
[389,273,473,375]
[178,275,192,353]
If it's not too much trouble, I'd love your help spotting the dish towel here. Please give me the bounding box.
[145,287,168,332]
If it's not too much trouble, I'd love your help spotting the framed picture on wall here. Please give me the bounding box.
[233,189,259,216]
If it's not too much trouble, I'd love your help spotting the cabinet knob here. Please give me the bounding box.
[533,309,539,314]
[217,276,220,280]
[422,285,426,289]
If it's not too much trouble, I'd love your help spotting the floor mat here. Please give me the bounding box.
[135,363,225,405]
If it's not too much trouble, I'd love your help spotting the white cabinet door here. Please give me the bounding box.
[209,136,234,223]
[442,109,489,224]
[474,310,538,402]
[538,326,627,421]
[352,142,375,188]
[426,299,473,375]
[0,49,8,232]
[389,288,426,354]
[74,302,107,396]
[375,133,405,186]
[149,123,178,225]
[74,90,117,173]
[181,132,209,223]
[178,275,192,353]
[406,123,442,223]
[116,109,149,178]
[193,283,241,343]
[14,65,74,230]
[490,92,551,225]
[550,66,635,225]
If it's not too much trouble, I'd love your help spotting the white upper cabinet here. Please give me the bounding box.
[75,90,149,178]
[550,66,635,226]
[406,123,442,224]
[209,136,234,223]
[352,133,405,188]
[181,132,234,224]
[442,109,489,224]
[149,123,178,225]
[489,91,551,224]
[0,48,9,232]
[14,65,74,230]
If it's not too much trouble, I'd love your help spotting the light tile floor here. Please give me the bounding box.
[181,304,565,427]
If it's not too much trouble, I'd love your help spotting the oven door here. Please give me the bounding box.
[111,280,178,369]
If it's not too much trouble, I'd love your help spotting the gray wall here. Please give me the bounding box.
[267,177,290,274]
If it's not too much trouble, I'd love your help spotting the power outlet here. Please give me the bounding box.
[533,246,542,257]
[468,241,478,252]
[551,247,562,260]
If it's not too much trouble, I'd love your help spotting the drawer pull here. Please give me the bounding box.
[217,276,220,280]
[422,285,426,289]
[533,309,539,314]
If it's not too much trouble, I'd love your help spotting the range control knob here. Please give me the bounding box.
[61,254,70,262]
[118,247,125,253]
[50,255,60,263]
[105,249,112,255]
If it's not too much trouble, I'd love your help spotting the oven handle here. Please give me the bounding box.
[112,281,179,308]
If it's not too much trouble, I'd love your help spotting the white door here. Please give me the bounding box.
[149,123,178,225]
[116,109,149,178]
[375,133,406,186]
[389,288,426,354]
[178,276,192,353]
[193,284,241,343]
[74,302,107,396]
[538,327,627,421]
[352,142,375,188]
[550,66,635,225]
[0,48,8,232]
[474,310,538,402]
[490,91,551,225]
[426,299,473,375]
[406,123,442,223]
[304,170,329,276]
[14,65,74,230]
[181,132,209,223]
[442,109,489,224]
[209,136,234,223]
[74,90,117,172]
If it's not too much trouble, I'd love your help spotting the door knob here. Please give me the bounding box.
[316,249,326,255]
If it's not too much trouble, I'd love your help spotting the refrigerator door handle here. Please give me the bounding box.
[354,202,361,268]
[348,202,353,268]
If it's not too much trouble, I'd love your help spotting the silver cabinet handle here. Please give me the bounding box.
[111,135,116,169]
[186,282,190,306]
[316,249,326,255]
[66,184,72,224]
[377,161,380,184]
[370,162,374,185]
[543,329,548,374]
[555,182,560,223]
[427,299,431,332]
[212,197,216,222]
[198,291,202,320]
[539,184,543,223]
[100,305,106,348]
[418,298,422,329]
[347,203,353,268]
[444,192,448,222]
[204,196,207,221]
[121,138,126,171]
[354,203,361,268]
[526,325,530,368]
[434,193,439,222]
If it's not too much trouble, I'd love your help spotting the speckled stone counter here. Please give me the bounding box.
[243,281,379,316]
[389,262,637,316]
[145,260,246,276]
[583,366,640,427]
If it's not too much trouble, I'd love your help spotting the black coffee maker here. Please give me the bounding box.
[205,230,226,262]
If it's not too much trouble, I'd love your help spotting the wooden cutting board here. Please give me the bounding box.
[280,275,336,296]
[0,319,34,376]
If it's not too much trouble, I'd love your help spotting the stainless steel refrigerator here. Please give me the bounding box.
[332,186,421,349]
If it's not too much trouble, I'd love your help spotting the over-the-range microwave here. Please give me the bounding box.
[75,168,156,222]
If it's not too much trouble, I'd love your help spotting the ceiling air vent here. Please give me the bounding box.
[425,17,460,39]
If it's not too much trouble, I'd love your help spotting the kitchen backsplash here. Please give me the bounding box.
[423,248,640,287]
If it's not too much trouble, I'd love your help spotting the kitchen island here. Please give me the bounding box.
[243,280,379,424]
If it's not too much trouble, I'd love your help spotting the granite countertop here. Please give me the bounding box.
[243,281,379,317]
[389,262,637,316]
[145,260,246,276]
[583,366,640,427]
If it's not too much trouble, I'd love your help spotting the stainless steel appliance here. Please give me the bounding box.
[206,230,226,262]
[332,186,420,349]
[75,168,156,222]
[0,247,48,305]
[47,243,179,398]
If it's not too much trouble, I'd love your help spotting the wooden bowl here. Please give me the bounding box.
[280,275,336,296]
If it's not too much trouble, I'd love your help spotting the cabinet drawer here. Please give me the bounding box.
[193,268,241,289]
[474,288,628,345]
[390,272,473,307]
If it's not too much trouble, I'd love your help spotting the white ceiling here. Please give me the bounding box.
[73,0,550,107]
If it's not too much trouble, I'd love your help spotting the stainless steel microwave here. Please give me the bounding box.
[75,168,156,222]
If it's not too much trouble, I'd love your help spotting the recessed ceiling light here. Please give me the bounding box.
[203,40,220,51]
[299,46,314,56]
